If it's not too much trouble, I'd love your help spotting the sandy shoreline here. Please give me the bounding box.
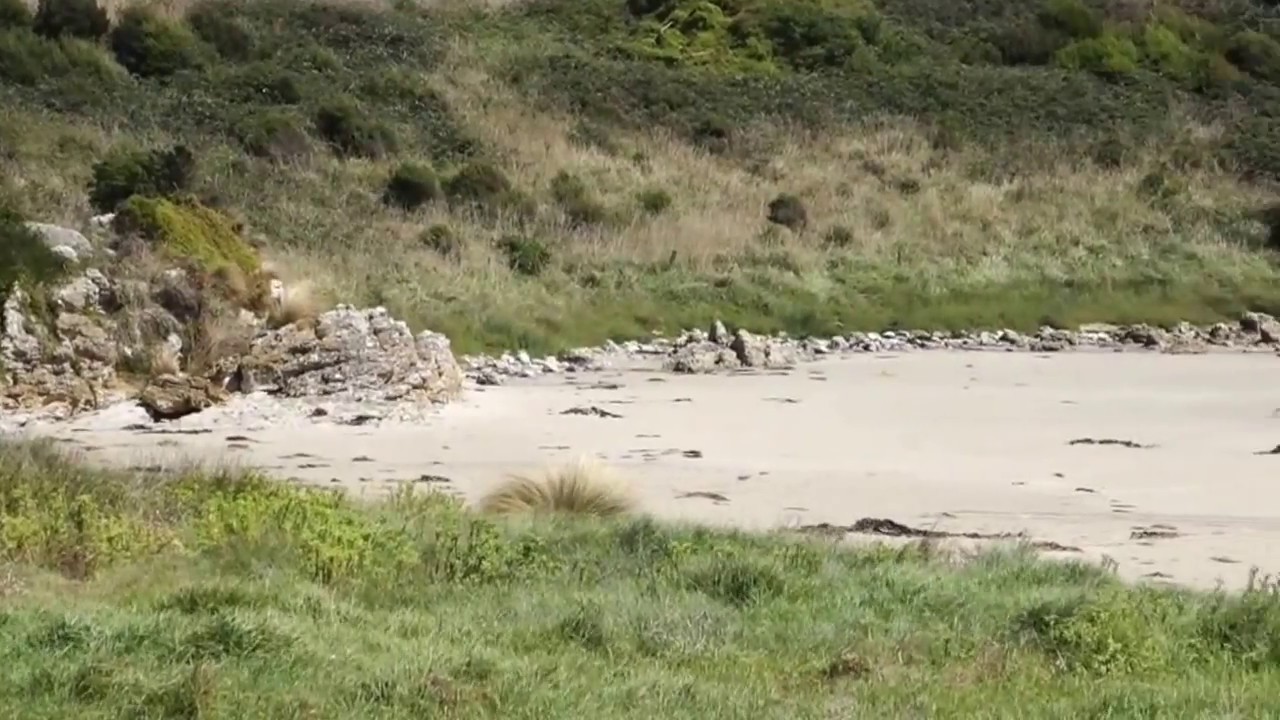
[8,348,1280,590]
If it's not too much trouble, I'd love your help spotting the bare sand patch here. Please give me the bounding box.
[18,349,1280,590]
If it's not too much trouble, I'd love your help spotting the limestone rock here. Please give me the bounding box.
[227,305,462,403]
[24,222,93,256]
[729,328,799,369]
[139,374,225,421]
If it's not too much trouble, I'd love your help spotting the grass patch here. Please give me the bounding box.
[3,440,1280,716]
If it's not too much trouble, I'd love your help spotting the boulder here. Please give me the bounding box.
[139,374,225,421]
[665,323,800,373]
[24,222,93,257]
[225,305,462,403]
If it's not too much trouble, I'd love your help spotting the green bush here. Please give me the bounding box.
[186,1,254,60]
[550,170,609,226]
[222,62,303,104]
[497,234,552,276]
[0,0,31,28]
[109,7,205,78]
[1262,203,1280,252]
[1054,33,1140,77]
[822,224,854,248]
[234,110,311,161]
[766,193,807,231]
[0,28,126,86]
[112,195,259,276]
[637,187,673,215]
[420,224,461,260]
[1199,589,1280,666]
[730,0,874,71]
[1037,0,1102,40]
[444,160,516,213]
[989,21,1069,65]
[383,162,441,211]
[88,144,197,214]
[1226,31,1280,83]
[32,0,108,40]
[0,206,67,301]
[1141,25,1203,82]
[314,97,397,159]
[1016,590,1183,675]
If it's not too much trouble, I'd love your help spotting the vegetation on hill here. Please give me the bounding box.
[2,0,1280,353]
[1,439,1280,717]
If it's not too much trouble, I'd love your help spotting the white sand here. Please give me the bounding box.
[15,349,1280,590]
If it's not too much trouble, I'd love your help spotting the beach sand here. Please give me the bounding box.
[16,349,1280,590]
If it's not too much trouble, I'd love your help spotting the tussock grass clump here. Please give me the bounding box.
[383,162,442,211]
[109,6,206,79]
[477,460,636,517]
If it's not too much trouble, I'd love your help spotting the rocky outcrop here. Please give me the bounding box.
[221,305,462,403]
[25,222,93,262]
[139,374,225,421]
[665,325,800,373]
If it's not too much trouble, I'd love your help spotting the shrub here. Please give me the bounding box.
[1015,591,1181,675]
[314,98,397,159]
[496,234,552,276]
[637,187,673,215]
[1054,34,1140,77]
[1037,0,1102,40]
[730,0,871,71]
[420,224,461,260]
[88,144,196,214]
[550,170,608,226]
[766,193,807,231]
[1226,31,1280,84]
[186,2,253,60]
[1137,168,1186,202]
[383,162,441,211]
[1262,203,1280,252]
[0,0,31,28]
[112,195,260,277]
[235,111,311,161]
[822,224,854,248]
[0,206,67,300]
[223,62,303,104]
[0,28,126,86]
[32,0,108,40]
[444,160,517,213]
[109,6,205,78]
[478,460,634,517]
[990,21,1069,65]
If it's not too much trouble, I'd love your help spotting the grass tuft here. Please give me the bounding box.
[477,459,636,517]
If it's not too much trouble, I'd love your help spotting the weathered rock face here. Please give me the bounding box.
[223,305,462,403]
[25,222,93,261]
[1,274,120,415]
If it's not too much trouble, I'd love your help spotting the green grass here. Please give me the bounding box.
[3,440,1280,718]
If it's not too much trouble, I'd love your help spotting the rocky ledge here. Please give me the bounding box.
[459,314,1280,384]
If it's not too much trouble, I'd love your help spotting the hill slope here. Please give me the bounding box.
[3,0,1280,353]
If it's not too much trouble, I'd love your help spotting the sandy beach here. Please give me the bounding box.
[12,348,1280,590]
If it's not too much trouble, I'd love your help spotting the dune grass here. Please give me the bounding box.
[477,458,636,517]
[3,439,1280,717]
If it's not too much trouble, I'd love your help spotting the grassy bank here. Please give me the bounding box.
[2,440,1280,717]
[3,0,1280,353]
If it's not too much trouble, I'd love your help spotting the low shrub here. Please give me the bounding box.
[383,162,441,211]
[1262,203,1280,252]
[1226,31,1280,84]
[88,144,197,214]
[1037,0,1102,40]
[32,0,108,40]
[497,234,552,276]
[1015,590,1184,675]
[0,207,67,301]
[766,193,807,231]
[112,195,260,277]
[443,160,532,218]
[0,0,31,28]
[109,6,206,78]
[314,97,397,159]
[822,224,854,248]
[222,62,303,104]
[186,1,254,60]
[420,224,461,260]
[1054,33,1141,77]
[550,170,609,226]
[637,187,673,215]
[0,28,127,86]
[235,110,311,161]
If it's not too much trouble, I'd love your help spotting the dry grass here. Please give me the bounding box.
[477,459,637,517]
[267,279,322,328]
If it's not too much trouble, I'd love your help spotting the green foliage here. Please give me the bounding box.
[732,0,880,71]
[1054,33,1140,77]
[1199,586,1280,666]
[219,62,303,104]
[0,28,127,87]
[88,144,196,214]
[186,1,255,60]
[314,97,397,159]
[0,0,31,28]
[1037,0,1102,40]
[0,207,67,302]
[498,234,552,276]
[550,170,609,226]
[1227,31,1280,83]
[420,224,461,260]
[1016,590,1189,675]
[637,187,673,215]
[383,162,441,211]
[1141,25,1204,82]
[32,0,108,40]
[443,161,531,218]
[113,195,260,276]
[822,224,854,248]
[1262,203,1280,252]
[109,6,206,78]
[766,192,807,230]
[234,110,311,161]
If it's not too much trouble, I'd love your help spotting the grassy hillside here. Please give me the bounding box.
[2,440,1280,718]
[3,0,1280,353]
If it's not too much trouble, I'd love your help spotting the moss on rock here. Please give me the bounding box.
[113,196,260,277]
